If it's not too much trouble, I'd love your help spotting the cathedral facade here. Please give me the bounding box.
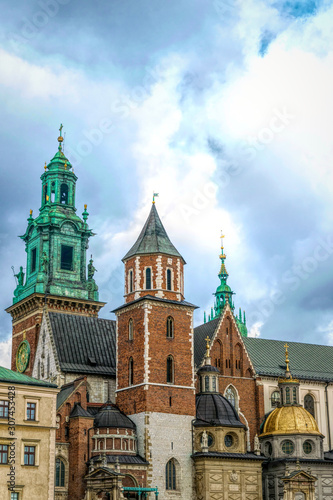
[6,129,333,499]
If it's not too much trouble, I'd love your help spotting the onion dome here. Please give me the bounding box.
[260,405,323,437]
[195,393,245,428]
[94,402,135,430]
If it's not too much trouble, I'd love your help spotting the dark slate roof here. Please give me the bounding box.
[112,294,198,313]
[49,312,116,376]
[94,402,136,429]
[244,337,333,381]
[193,452,264,461]
[70,402,93,418]
[57,382,76,408]
[193,318,220,367]
[91,455,148,465]
[0,365,57,388]
[197,364,220,374]
[194,393,245,428]
[122,204,184,261]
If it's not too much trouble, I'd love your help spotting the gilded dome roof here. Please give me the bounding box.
[260,405,323,437]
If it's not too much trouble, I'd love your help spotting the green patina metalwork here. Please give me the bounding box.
[13,128,99,304]
[204,235,247,337]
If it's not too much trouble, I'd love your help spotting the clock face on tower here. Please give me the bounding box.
[16,340,30,373]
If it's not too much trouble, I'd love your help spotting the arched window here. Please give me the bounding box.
[225,385,237,410]
[271,390,280,407]
[212,377,217,392]
[44,183,48,204]
[166,316,174,338]
[167,356,174,384]
[60,183,68,204]
[128,319,134,341]
[145,267,151,290]
[165,459,176,490]
[129,357,134,386]
[167,269,172,291]
[128,270,133,293]
[55,458,65,487]
[304,394,315,418]
[51,182,56,203]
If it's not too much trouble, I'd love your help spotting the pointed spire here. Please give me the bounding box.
[122,203,184,262]
[219,230,229,280]
[204,311,206,323]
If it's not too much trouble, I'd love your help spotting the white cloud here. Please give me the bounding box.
[0,338,11,368]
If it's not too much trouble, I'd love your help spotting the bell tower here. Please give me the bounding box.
[114,201,196,498]
[7,126,104,376]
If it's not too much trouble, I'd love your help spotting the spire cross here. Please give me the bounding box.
[220,230,225,249]
[205,336,210,357]
[284,343,290,375]
[59,123,63,137]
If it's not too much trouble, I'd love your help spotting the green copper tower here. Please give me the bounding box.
[12,125,99,304]
[204,233,247,337]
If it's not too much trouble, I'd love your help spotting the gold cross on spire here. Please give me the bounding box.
[284,343,290,376]
[205,336,210,357]
[59,123,63,137]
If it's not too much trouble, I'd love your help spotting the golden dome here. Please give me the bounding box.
[260,406,323,437]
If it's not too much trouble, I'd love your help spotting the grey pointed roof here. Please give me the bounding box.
[122,204,184,262]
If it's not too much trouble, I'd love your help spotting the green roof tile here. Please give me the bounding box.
[122,204,184,261]
[243,337,333,381]
[0,366,57,388]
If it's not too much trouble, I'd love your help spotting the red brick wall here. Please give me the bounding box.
[11,311,42,376]
[209,311,265,446]
[68,416,94,500]
[124,254,184,302]
[116,300,196,416]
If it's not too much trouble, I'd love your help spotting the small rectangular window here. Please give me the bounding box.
[0,444,8,464]
[11,493,19,500]
[27,402,36,421]
[24,446,35,466]
[0,400,9,418]
[61,245,73,271]
[31,248,37,273]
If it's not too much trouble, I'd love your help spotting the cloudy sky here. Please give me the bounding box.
[0,0,333,367]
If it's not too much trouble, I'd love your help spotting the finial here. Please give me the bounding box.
[64,162,67,170]
[44,162,47,171]
[205,336,210,357]
[204,311,206,324]
[30,209,33,216]
[152,192,159,204]
[82,204,89,223]
[284,343,291,378]
[58,123,64,151]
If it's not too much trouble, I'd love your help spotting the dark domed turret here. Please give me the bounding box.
[94,402,135,430]
[195,393,245,428]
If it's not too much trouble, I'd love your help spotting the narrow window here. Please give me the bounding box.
[0,400,9,418]
[167,269,172,291]
[51,182,55,203]
[27,402,36,421]
[44,183,48,204]
[37,360,41,379]
[169,397,172,407]
[293,386,297,404]
[205,375,209,392]
[129,270,133,293]
[61,245,73,271]
[146,268,151,290]
[24,446,36,466]
[166,316,174,338]
[304,394,315,418]
[47,354,50,378]
[167,356,174,384]
[212,377,217,392]
[55,458,66,487]
[0,444,8,464]
[166,459,176,490]
[129,357,134,386]
[31,248,37,273]
[286,387,290,404]
[60,183,68,204]
[128,319,134,341]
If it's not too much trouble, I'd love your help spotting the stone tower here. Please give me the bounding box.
[114,201,196,498]
[7,126,104,377]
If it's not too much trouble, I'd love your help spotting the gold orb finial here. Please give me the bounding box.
[205,336,210,357]
[44,162,47,171]
[84,204,87,210]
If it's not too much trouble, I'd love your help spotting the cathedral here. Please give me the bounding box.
[6,128,333,499]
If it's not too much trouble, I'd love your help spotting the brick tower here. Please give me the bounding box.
[6,126,104,377]
[114,200,196,498]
